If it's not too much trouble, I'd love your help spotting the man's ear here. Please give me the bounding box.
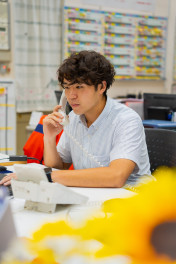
[99,81,107,94]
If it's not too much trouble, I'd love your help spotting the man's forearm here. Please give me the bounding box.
[51,159,136,188]
[43,136,63,169]
[51,166,130,188]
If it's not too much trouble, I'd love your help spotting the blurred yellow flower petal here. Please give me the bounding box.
[32,220,75,242]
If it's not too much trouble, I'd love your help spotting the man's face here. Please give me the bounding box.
[63,79,104,116]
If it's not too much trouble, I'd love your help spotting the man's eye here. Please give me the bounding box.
[63,86,69,89]
[76,85,83,89]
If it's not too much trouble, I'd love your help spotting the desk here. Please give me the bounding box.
[143,119,176,130]
[1,161,134,238]
[10,187,134,238]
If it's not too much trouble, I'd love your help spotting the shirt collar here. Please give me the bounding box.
[79,97,112,130]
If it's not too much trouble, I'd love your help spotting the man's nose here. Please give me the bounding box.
[67,88,77,98]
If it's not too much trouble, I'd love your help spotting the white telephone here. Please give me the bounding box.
[58,90,103,167]
[58,90,69,126]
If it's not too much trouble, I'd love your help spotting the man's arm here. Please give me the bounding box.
[51,158,136,188]
[43,105,71,170]
[43,135,68,169]
[0,156,135,187]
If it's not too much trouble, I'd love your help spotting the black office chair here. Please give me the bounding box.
[145,128,176,173]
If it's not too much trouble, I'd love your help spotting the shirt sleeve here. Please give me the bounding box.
[56,129,72,164]
[110,114,145,173]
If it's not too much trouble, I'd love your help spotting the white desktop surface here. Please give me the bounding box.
[2,162,134,238]
[10,187,134,238]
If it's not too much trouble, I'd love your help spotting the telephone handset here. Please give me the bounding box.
[58,90,69,126]
[58,90,103,168]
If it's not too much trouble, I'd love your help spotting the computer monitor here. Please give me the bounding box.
[54,90,62,104]
[143,93,176,120]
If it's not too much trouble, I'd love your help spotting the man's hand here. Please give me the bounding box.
[0,173,17,186]
[43,105,65,138]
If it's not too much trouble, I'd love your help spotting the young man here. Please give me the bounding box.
[0,50,150,188]
[43,50,151,187]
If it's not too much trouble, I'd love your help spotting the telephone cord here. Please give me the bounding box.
[63,128,104,168]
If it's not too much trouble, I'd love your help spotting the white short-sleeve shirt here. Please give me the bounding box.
[57,97,151,184]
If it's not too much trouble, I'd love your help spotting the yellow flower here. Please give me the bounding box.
[96,168,176,262]
[30,249,57,264]
[32,220,74,242]
[28,168,176,263]
[4,167,176,264]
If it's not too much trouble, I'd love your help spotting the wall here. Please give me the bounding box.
[3,0,175,92]
[16,113,31,155]
[64,0,176,98]
[107,0,176,98]
[0,0,14,79]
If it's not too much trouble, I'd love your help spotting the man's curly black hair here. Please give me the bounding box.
[57,50,116,95]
